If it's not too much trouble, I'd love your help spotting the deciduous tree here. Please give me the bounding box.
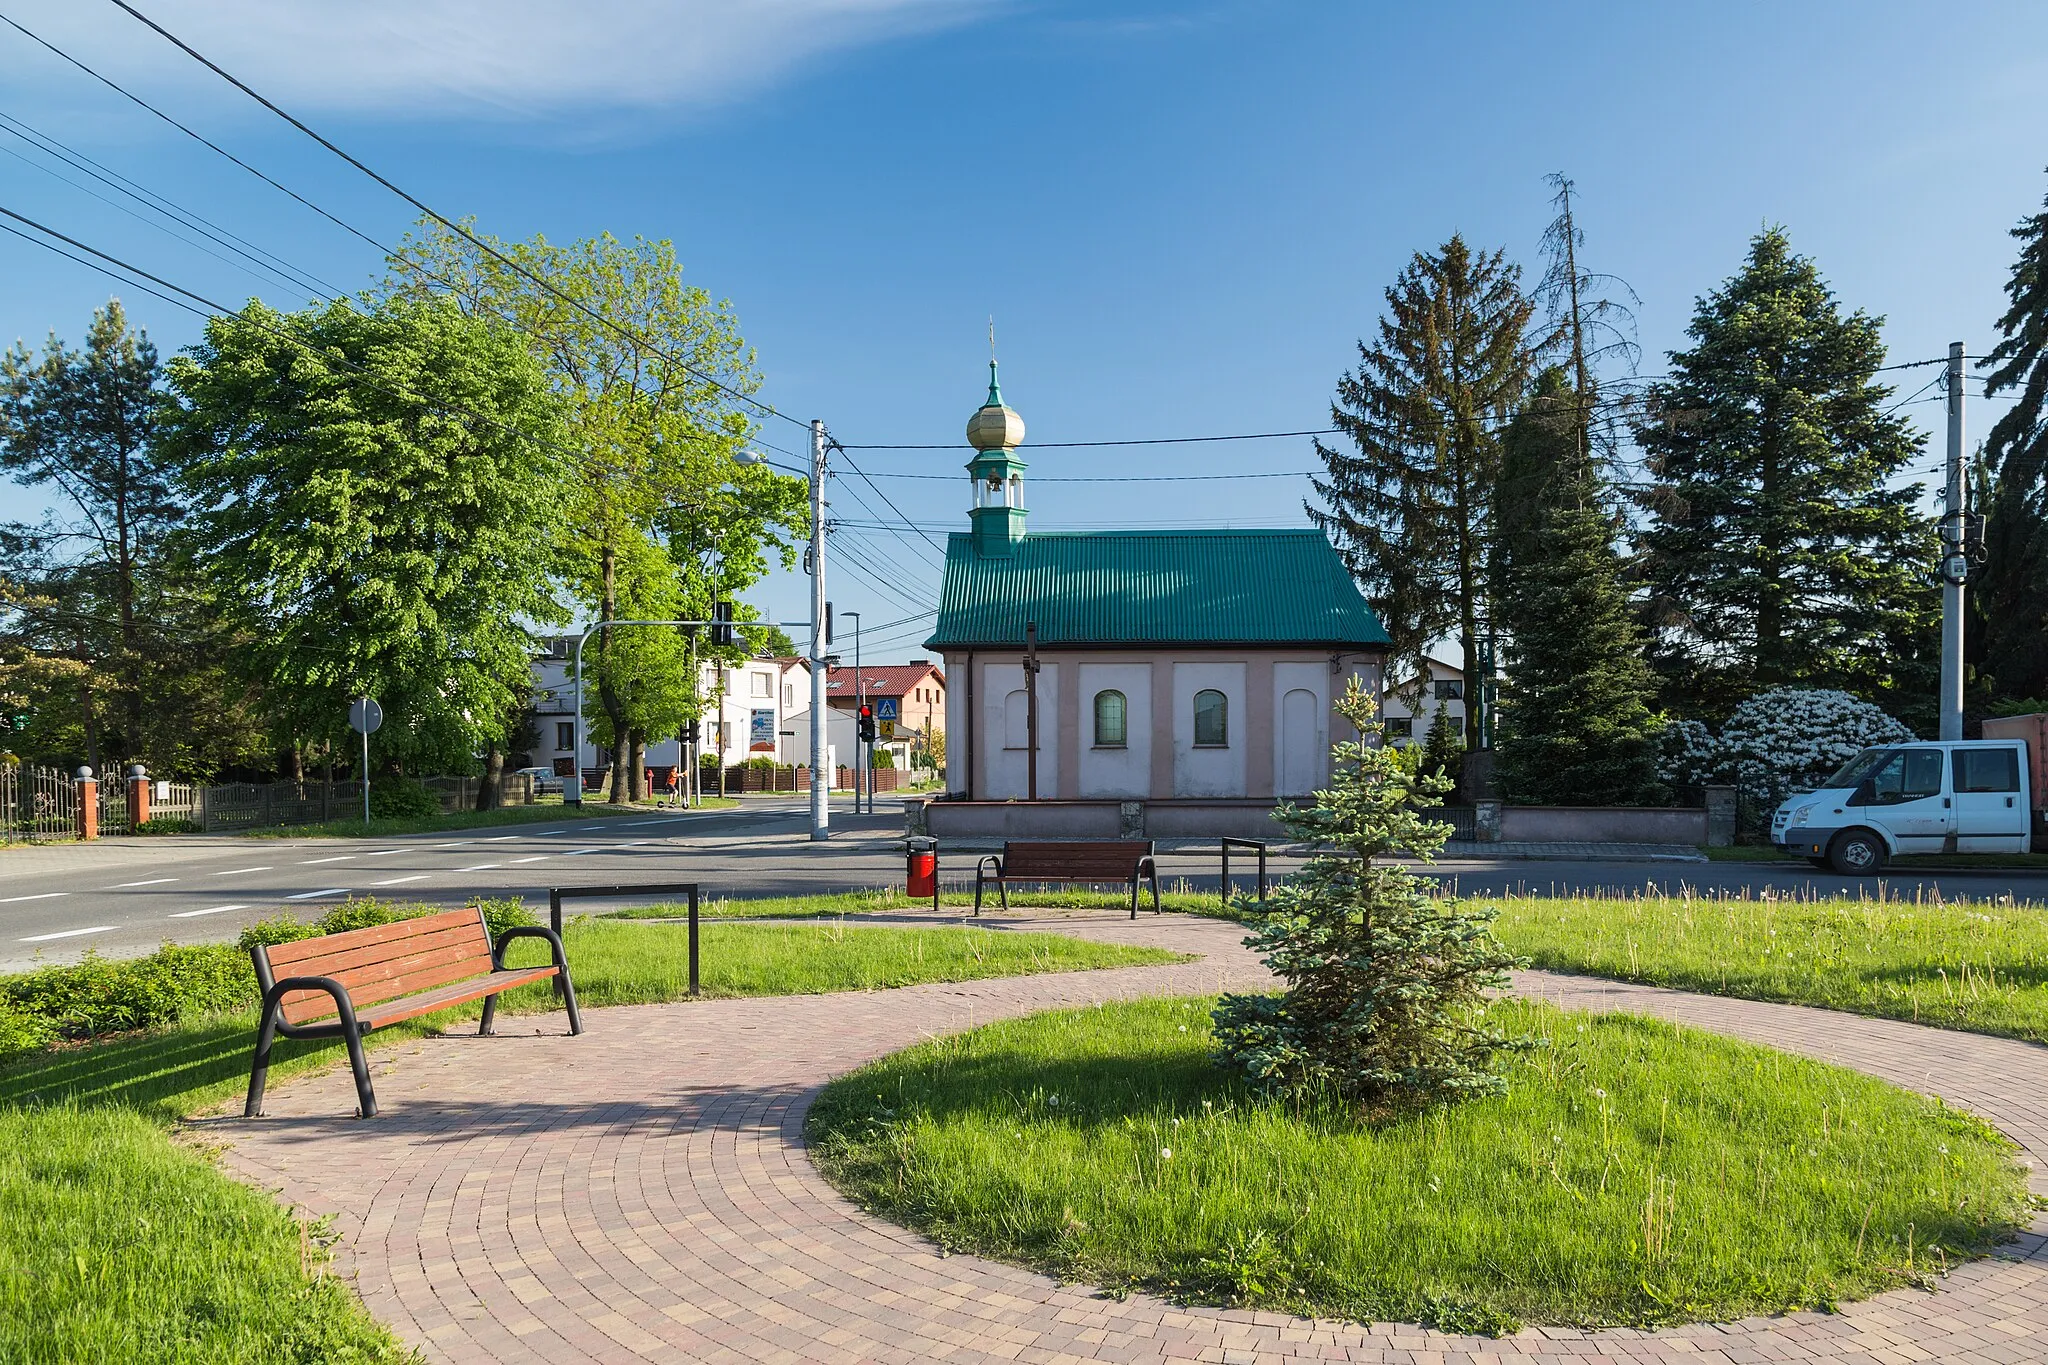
[157,297,569,776]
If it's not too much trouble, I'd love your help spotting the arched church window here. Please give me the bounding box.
[1193,689,1228,747]
[1093,690,1127,748]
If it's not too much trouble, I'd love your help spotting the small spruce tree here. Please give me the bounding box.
[1211,680,1528,1113]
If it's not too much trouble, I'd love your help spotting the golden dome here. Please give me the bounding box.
[965,361,1025,452]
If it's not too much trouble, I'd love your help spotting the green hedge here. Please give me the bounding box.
[132,816,201,835]
[366,778,441,819]
[0,898,535,1063]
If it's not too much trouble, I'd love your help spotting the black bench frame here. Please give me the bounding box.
[245,912,580,1121]
[973,839,1162,919]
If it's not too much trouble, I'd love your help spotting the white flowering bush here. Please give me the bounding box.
[1655,689,1915,824]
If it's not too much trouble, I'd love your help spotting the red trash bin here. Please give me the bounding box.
[906,838,938,909]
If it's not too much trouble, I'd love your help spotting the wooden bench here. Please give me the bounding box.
[974,839,1161,918]
[244,906,581,1120]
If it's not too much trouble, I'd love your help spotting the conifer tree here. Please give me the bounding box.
[1633,229,1936,722]
[1212,680,1526,1113]
[1310,237,1540,747]
[1493,368,1663,804]
[1975,179,2048,703]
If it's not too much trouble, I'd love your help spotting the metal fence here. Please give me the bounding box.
[0,764,80,843]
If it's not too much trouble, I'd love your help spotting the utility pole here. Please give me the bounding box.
[1024,621,1041,801]
[808,418,831,840]
[1940,341,1967,742]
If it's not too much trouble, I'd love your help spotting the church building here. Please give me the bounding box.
[924,366,1390,837]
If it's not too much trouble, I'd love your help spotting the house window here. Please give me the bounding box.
[1193,689,1228,747]
[1434,679,1464,701]
[751,672,772,697]
[555,721,575,751]
[1384,716,1414,740]
[784,683,794,709]
[1093,690,1127,748]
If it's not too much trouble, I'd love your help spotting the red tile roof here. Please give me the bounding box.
[822,663,945,699]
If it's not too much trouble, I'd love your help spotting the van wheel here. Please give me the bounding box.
[1828,830,1887,876]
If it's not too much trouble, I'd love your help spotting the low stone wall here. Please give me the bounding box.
[1489,803,1709,845]
[924,800,1122,839]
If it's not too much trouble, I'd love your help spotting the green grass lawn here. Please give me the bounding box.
[811,995,2030,1334]
[0,918,1171,1359]
[1491,890,2048,1044]
[0,1107,417,1364]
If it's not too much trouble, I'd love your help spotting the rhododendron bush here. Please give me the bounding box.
[1657,688,1915,820]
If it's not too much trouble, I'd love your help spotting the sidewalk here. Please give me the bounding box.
[1439,839,1706,862]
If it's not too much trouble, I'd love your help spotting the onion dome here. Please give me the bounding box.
[964,361,1026,452]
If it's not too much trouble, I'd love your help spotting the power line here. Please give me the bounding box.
[829,441,948,558]
[107,0,808,435]
[0,116,336,304]
[839,467,1323,484]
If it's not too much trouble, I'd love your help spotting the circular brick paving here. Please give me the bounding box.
[213,912,2048,1363]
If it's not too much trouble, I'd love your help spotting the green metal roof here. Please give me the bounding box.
[924,529,1391,651]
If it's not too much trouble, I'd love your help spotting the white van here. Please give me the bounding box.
[1771,738,2034,872]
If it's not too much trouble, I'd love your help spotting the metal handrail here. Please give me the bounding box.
[1219,837,1269,905]
[549,881,703,996]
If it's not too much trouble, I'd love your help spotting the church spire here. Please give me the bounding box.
[965,358,1027,557]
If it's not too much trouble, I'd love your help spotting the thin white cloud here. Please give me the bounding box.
[6,0,990,122]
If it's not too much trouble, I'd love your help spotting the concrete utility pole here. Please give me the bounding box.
[1940,341,1967,742]
[809,419,831,840]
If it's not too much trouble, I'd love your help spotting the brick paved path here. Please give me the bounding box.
[214,912,2048,1364]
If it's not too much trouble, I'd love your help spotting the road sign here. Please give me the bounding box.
[875,697,899,722]
[878,719,895,741]
[349,697,383,734]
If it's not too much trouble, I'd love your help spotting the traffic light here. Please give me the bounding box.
[711,600,734,647]
[857,704,876,744]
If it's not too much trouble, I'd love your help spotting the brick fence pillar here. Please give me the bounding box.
[127,764,151,832]
[75,766,98,841]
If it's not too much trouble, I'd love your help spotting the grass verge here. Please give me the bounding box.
[810,995,2031,1334]
[0,916,1171,1358]
[603,885,1230,920]
[1491,889,2048,1044]
[1699,844,2048,870]
[244,798,735,839]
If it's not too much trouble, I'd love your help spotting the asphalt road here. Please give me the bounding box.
[5,798,2048,970]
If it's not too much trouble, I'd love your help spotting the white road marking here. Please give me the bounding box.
[170,903,248,919]
[364,849,407,857]
[530,829,565,836]
[623,819,668,827]
[285,888,349,901]
[477,835,520,842]
[507,855,550,864]
[299,855,355,865]
[371,874,429,886]
[560,847,601,856]
[2,892,68,904]
[21,924,116,941]
[454,863,501,873]
[615,840,648,848]
[214,866,272,876]
[114,878,178,888]
[431,841,472,848]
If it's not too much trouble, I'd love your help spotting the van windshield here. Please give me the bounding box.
[1826,748,1898,788]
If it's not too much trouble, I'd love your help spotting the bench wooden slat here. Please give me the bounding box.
[354,966,557,1029]
[270,919,491,981]
[267,907,484,969]
[279,941,498,1024]
[1000,840,1152,882]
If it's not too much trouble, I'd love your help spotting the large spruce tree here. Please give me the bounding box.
[1975,179,2048,704]
[1493,369,1663,804]
[1633,228,1936,722]
[1310,236,1539,748]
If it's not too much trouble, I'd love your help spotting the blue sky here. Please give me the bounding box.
[4,0,2044,662]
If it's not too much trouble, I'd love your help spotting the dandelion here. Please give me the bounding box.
[1592,1087,1608,1100]
[1160,1147,1172,1159]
